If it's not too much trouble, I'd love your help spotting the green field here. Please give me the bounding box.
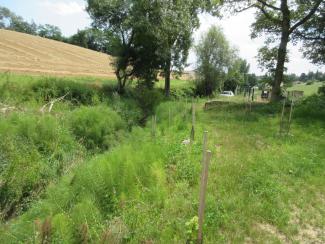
[288,82,323,96]
[0,74,324,243]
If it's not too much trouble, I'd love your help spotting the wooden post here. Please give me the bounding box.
[287,100,294,134]
[168,107,171,128]
[202,131,208,164]
[151,115,156,138]
[191,103,195,141]
[279,99,286,134]
[197,150,212,244]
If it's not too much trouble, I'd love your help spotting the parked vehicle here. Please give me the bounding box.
[220,91,234,97]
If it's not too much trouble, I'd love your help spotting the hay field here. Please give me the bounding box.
[0,29,116,78]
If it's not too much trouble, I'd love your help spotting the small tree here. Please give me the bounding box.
[195,26,234,96]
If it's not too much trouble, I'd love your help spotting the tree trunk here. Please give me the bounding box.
[271,0,290,102]
[116,69,125,94]
[164,54,171,97]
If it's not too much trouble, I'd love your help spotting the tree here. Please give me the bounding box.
[0,6,37,35]
[86,0,208,95]
[224,58,250,92]
[195,26,234,96]
[69,28,112,53]
[217,0,324,101]
[295,3,325,65]
[247,73,258,87]
[153,0,208,97]
[38,24,64,41]
[86,0,165,93]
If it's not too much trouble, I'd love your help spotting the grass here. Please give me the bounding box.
[287,82,323,96]
[0,74,324,243]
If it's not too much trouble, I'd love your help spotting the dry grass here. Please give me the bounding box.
[0,29,116,78]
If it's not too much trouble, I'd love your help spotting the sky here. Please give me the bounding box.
[0,0,324,75]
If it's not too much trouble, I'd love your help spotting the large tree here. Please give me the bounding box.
[86,0,166,92]
[195,26,235,96]
[86,0,209,95]
[218,0,324,101]
[154,0,208,97]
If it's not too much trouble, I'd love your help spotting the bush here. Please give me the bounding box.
[130,87,164,121]
[110,94,143,129]
[294,94,325,121]
[306,80,316,85]
[0,81,35,103]
[318,84,325,96]
[69,106,127,152]
[32,78,103,105]
[0,113,81,219]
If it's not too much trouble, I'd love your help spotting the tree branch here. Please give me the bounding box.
[255,4,282,24]
[294,30,324,41]
[289,0,323,34]
[234,4,255,13]
[256,0,281,11]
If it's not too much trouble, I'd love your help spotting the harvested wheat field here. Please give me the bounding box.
[0,29,115,78]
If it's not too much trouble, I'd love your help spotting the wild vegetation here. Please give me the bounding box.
[0,73,324,243]
[0,0,324,243]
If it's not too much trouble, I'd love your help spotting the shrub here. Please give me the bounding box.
[306,80,315,85]
[110,93,143,129]
[0,81,35,103]
[69,106,127,152]
[318,84,325,96]
[294,94,325,121]
[130,87,164,122]
[0,113,81,219]
[32,78,103,105]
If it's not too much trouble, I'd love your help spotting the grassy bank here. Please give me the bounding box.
[0,74,324,243]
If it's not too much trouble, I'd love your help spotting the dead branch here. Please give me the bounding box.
[40,93,69,114]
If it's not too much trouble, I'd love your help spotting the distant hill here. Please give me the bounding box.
[0,29,116,78]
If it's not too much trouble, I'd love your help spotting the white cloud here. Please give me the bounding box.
[41,1,84,16]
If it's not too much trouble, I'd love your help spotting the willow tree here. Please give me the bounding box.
[218,0,324,101]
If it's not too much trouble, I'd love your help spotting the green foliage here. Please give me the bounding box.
[69,106,127,152]
[86,0,207,94]
[195,26,236,96]
[319,84,325,96]
[32,78,102,105]
[185,216,199,243]
[1,77,325,243]
[294,94,325,121]
[0,113,81,219]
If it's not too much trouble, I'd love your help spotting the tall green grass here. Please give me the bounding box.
[0,73,324,243]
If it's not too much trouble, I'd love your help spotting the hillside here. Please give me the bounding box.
[0,29,115,78]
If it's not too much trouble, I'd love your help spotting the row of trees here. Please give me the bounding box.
[299,71,325,82]
[85,0,324,100]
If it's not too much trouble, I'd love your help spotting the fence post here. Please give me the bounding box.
[151,115,156,138]
[202,131,208,164]
[287,100,294,134]
[197,150,212,244]
[191,103,195,141]
[279,99,286,134]
[169,107,171,128]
